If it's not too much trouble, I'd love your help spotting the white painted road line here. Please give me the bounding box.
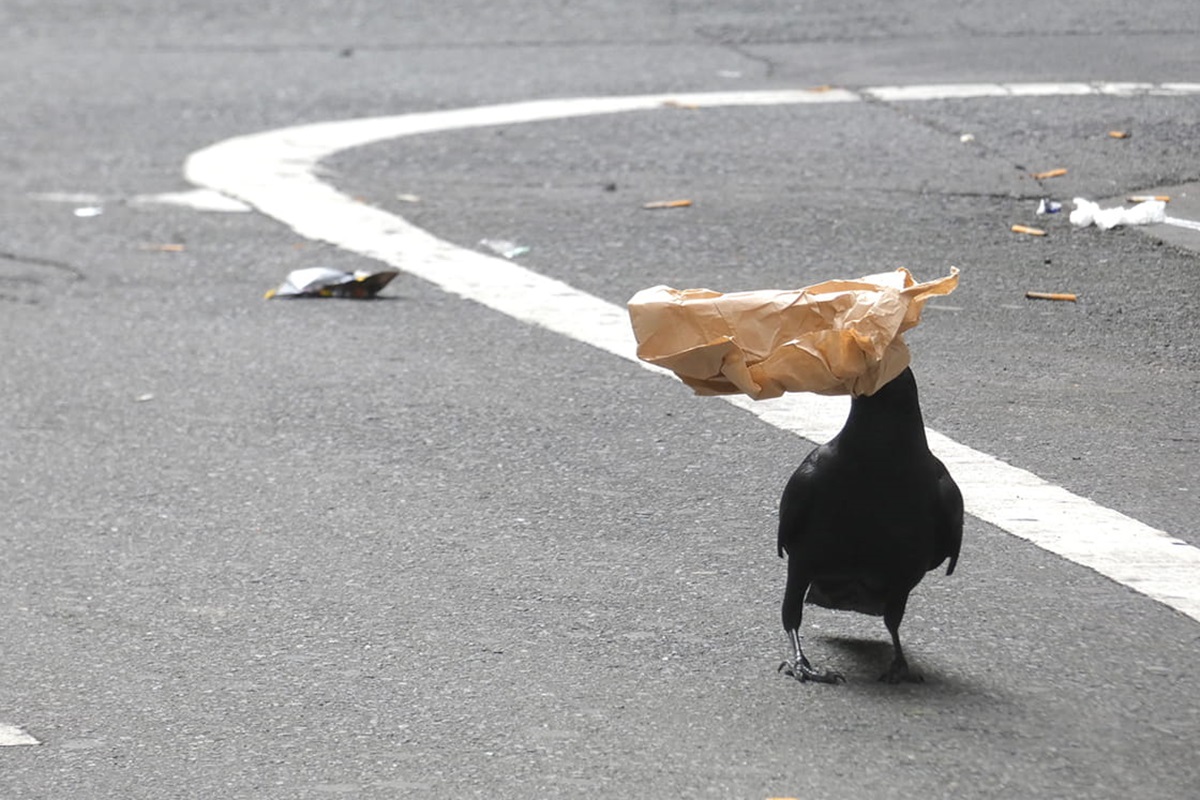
[32,188,253,213]
[185,83,1200,624]
[0,723,41,746]
[862,81,1200,102]
[129,188,252,212]
[1165,215,1200,232]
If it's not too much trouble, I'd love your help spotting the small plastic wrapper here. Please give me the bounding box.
[627,267,959,399]
[1069,197,1166,230]
[479,239,530,259]
[265,267,399,299]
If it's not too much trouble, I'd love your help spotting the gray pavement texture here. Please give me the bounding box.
[2,2,1199,799]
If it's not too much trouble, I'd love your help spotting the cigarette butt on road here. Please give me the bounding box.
[805,84,836,93]
[1025,291,1077,302]
[1011,224,1047,236]
[1108,130,1130,139]
[1128,195,1171,203]
[661,99,700,109]
[140,243,186,252]
[1031,168,1068,180]
[643,199,693,209]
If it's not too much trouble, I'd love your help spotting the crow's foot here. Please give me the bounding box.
[878,659,924,684]
[778,659,845,684]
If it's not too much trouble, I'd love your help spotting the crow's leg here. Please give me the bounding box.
[778,568,844,684]
[778,628,845,684]
[879,593,923,684]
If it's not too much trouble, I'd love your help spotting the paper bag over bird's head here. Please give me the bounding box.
[627,267,958,399]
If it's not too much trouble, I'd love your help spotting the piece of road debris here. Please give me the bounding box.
[1031,168,1068,180]
[1128,194,1170,203]
[661,99,701,109]
[1025,291,1077,302]
[1108,130,1131,139]
[642,199,693,209]
[479,239,530,259]
[265,267,399,299]
[1011,224,1047,236]
[628,267,958,399]
[139,243,186,252]
[1070,197,1166,230]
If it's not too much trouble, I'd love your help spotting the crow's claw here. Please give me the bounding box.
[779,660,846,684]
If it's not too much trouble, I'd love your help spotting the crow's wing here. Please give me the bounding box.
[933,457,964,575]
[776,443,833,558]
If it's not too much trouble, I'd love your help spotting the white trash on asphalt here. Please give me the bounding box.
[479,239,530,259]
[1070,197,1166,230]
[1036,198,1062,215]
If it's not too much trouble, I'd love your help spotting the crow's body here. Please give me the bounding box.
[777,367,962,684]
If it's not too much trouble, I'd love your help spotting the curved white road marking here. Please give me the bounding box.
[186,83,1200,624]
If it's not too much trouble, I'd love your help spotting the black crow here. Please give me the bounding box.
[776,367,962,684]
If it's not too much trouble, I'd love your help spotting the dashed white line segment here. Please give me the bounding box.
[0,723,41,747]
[186,82,1200,624]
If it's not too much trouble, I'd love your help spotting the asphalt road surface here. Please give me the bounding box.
[2,2,1198,798]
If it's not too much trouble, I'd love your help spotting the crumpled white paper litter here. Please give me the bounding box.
[1070,197,1166,230]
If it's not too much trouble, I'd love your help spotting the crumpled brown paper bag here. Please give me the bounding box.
[627,267,958,398]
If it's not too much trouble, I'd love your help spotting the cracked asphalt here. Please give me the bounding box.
[2,2,1199,798]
